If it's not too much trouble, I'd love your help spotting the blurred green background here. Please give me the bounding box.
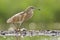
[0,0,60,30]
[0,0,60,40]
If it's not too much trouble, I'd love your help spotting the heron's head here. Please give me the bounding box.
[27,6,40,11]
[26,6,35,11]
[25,6,40,12]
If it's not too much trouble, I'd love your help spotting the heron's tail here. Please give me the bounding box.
[7,18,13,23]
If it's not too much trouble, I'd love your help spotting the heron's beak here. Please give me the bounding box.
[36,8,40,11]
[34,7,40,11]
[33,6,40,11]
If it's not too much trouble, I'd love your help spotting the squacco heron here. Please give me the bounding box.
[7,6,40,31]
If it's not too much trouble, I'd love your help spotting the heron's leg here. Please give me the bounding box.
[19,22,24,28]
[12,23,20,40]
[19,23,22,28]
[11,23,19,32]
[18,22,22,29]
[13,23,22,29]
[12,23,17,27]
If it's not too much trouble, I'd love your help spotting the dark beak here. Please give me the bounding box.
[33,7,40,11]
[35,7,40,11]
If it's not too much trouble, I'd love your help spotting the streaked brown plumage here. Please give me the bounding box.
[7,6,35,29]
